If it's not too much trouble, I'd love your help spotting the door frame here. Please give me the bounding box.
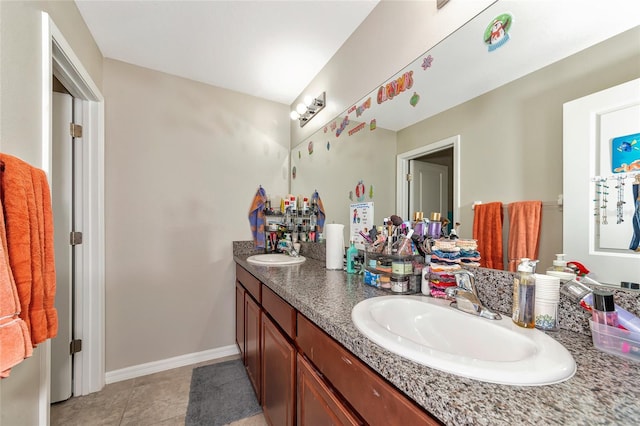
[41,12,105,401]
[396,135,460,224]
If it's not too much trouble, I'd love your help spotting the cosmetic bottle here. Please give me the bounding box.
[427,212,442,239]
[592,290,619,327]
[512,258,538,328]
[346,241,358,274]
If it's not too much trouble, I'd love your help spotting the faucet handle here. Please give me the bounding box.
[453,269,476,294]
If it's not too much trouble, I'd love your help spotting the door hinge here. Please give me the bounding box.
[70,339,82,355]
[406,173,413,182]
[70,123,83,138]
[70,231,83,246]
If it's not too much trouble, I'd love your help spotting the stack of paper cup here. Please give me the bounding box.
[534,274,560,331]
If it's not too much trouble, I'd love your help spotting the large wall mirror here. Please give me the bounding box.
[290,1,640,287]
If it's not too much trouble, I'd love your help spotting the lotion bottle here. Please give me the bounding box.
[513,258,538,328]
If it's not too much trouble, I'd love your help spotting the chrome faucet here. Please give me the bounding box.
[445,270,501,320]
[279,240,299,257]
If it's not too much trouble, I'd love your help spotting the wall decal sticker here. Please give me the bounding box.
[355,180,366,202]
[336,115,350,137]
[292,166,297,179]
[484,13,513,51]
[349,122,365,136]
[308,140,313,155]
[410,92,420,107]
[356,97,372,117]
[421,54,434,70]
[377,71,414,104]
[327,141,331,151]
[370,119,377,130]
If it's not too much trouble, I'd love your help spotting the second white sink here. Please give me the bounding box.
[352,295,576,386]
[246,253,306,266]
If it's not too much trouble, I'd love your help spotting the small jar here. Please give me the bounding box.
[391,275,409,293]
[391,260,405,275]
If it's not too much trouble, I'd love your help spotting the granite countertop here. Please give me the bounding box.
[233,245,640,425]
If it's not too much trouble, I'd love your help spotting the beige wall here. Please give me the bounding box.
[103,59,289,371]
[0,1,102,425]
[397,26,640,268]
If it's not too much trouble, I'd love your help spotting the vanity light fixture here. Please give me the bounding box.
[290,92,326,127]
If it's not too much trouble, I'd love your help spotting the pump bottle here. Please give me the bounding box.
[513,258,538,328]
[346,241,358,274]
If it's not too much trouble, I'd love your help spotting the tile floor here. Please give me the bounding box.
[51,355,268,426]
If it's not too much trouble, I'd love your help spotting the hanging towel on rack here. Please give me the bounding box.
[0,166,33,377]
[630,179,640,251]
[472,202,504,270]
[312,190,326,232]
[248,186,266,248]
[0,154,58,346]
[507,201,543,272]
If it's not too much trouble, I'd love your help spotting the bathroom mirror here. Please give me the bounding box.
[290,1,640,286]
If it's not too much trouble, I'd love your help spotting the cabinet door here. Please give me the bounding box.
[261,313,295,426]
[245,294,262,403]
[297,354,362,426]
[236,281,245,359]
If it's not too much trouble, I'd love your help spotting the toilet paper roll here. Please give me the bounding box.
[325,224,345,270]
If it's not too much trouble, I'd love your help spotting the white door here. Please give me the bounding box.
[409,160,449,221]
[563,78,640,286]
[51,92,74,402]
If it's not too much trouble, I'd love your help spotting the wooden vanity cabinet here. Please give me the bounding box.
[235,264,440,426]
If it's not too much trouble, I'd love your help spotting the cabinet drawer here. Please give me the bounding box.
[297,354,362,426]
[236,264,261,302]
[262,284,296,339]
[297,314,440,426]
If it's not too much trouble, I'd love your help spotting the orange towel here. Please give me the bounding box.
[507,201,542,272]
[0,154,57,346]
[472,202,504,270]
[0,159,33,378]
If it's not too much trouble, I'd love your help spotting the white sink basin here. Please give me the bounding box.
[246,253,306,266]
[352,295,576,386]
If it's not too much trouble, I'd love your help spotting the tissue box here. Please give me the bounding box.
[589,319,640,362]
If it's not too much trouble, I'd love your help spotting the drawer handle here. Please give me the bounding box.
[372,388,381,398]
[341,356,353,365]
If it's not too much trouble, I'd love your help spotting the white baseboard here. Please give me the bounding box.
[105,344,240,384]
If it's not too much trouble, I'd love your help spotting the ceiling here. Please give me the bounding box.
[75,0,379,106]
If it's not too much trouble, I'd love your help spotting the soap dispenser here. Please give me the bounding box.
[546,254,576,282]
[512,258,538,328]
[346,241,358,274]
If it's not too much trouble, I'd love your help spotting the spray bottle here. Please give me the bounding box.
[513,258,539,328]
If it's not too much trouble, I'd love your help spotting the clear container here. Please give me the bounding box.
[589,320,640,362]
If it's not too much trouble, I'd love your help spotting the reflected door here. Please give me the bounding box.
[409,160,449,221]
